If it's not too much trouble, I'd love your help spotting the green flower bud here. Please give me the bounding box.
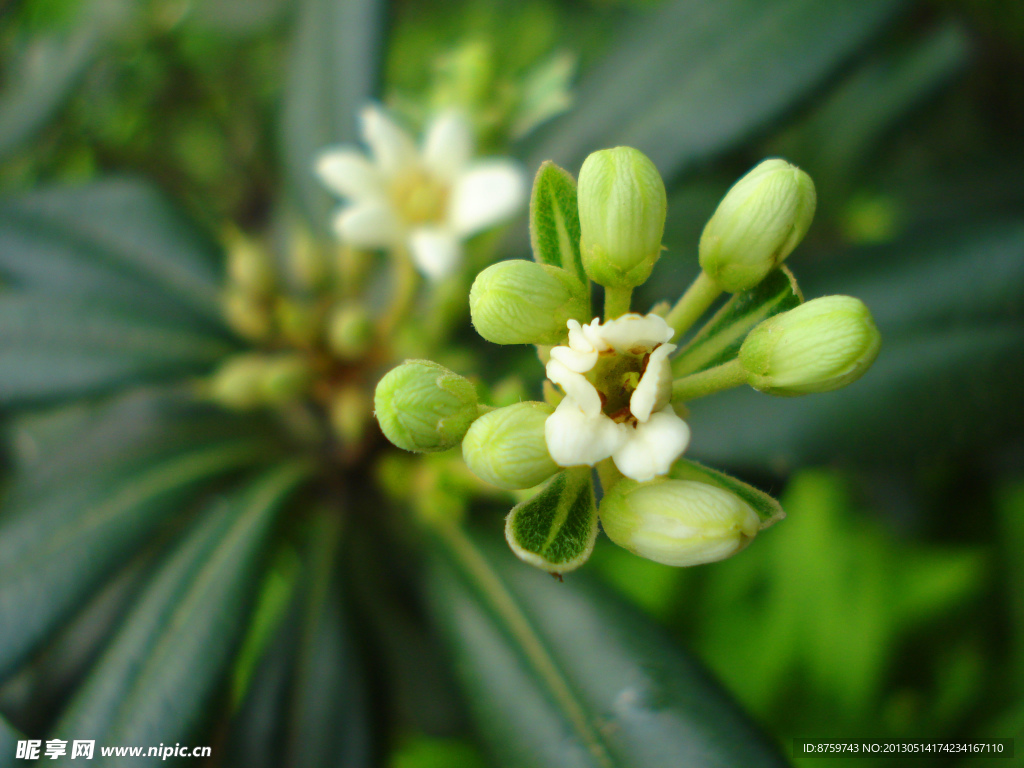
[223,288,271,341]
[469,260,588,345]
[329,385,373,446]
[208,353,310,410]
[739,295,881,395]
[599,479,760,567]
[374,360,479,453]
[462,401,558,490]
[261,354,313,404]
[327,302,374,360]
[578,146,667,289]
[226,231,275,296]
[699,158,816,292]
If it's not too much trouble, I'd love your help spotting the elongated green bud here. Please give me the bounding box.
[374,360,479,453]
[470,260,588,345]
[226,231,275,296]
[209,353,311,410]
[739,295,880,395]
[578,146,667,288]
[462,402,558,490]
[699,159,816,292]
[599,478,760,567]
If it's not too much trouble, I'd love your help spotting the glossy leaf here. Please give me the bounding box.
[427,526,788,768]
[54,462,311,747]
[0,179,225,324]
[527,0,905,180]
[671,267,802,377]
[530,162,586,284]
[0,292,233,405]
[669,459,784,528]
[506,468,598,574]
[0,0,133,160]
[0,413,281,681]
[281,0,383,229]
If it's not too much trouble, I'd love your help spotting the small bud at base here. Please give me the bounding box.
[463,402,559,490]
[374,360,479,453]
[599,478,760,567]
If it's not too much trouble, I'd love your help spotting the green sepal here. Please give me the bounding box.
[529,161,586,286]
[669,458,784,528]
[672,266,802,378]
[505,467,597,573]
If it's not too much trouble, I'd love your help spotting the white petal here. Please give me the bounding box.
[549,343,598,374]
[360,105,418,177]
[333,201,403,249]
[408,226,461,280]
[545,358,602,416]
[545,398,627,468]
[423,110,474,181]
[580,318,611,353]
[449,160,526,236]
[567,318,599,354]
[315,147,383,200]
[630,343,676,422]
[612,408,690,482]
[596,313,674,353]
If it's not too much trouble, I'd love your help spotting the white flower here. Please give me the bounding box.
[316,106,526,280]
[544,313,691,482]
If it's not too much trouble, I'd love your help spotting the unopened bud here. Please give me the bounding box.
[261,354,313,404]
[578,146,666,289]
[223,288,271,341]
[739,295,880,395]
[470,260,588,345]
[329,385,373,446]
[327,302,374,360]
[208,353,310,410]
[462,402,559,490]
[699,159,816,292]
[226,231,275,296]
[275,299,322,347]
[374,360,479,453]
[599,478,759,567]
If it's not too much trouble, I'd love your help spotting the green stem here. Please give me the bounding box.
[665,272,722,342]
[431,521,613,768]
[596,458,625,495]
[604,286,633,320]
[671,358,747,402]
[378,245,419,339]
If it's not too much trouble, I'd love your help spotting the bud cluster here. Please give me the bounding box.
[374,145,881,574]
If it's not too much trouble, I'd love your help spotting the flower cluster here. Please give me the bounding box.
[375,147,881,574]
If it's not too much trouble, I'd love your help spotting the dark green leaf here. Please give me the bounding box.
[0,0,133,159]
[671,267,802,377]
[0,411,282,680]
[54,462,311,748]
[0,179,225,324]
[284,512,370,768]
[669,459,784,527]
[0,712,21,767]
[0,292,233,405]
[505,468,598,574]
[281,0,383,229]
[427,526,788,768]
[530,162,586,284]
[527,0,904,179]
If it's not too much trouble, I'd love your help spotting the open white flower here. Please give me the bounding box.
[544,313,691,482]
[316,106,526,280]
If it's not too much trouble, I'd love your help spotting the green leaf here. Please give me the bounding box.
[0,179,226,324]
[0,410,281,681]
[426,526,788,768]
[527,0,905,179]
[0,712,22,764]
[283,513,370,768]
[505,468,598,574]
[0,292,234,405]
[0,0,133,160]
[530,161,586,284]
[54,462,310,746]
[281,0,384,230]
[669,458,784,528]
[671,267,802,377]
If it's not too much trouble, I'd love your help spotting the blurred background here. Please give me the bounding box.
[1,0,1022,766]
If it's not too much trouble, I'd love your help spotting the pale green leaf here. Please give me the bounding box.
[529,161,586,284]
